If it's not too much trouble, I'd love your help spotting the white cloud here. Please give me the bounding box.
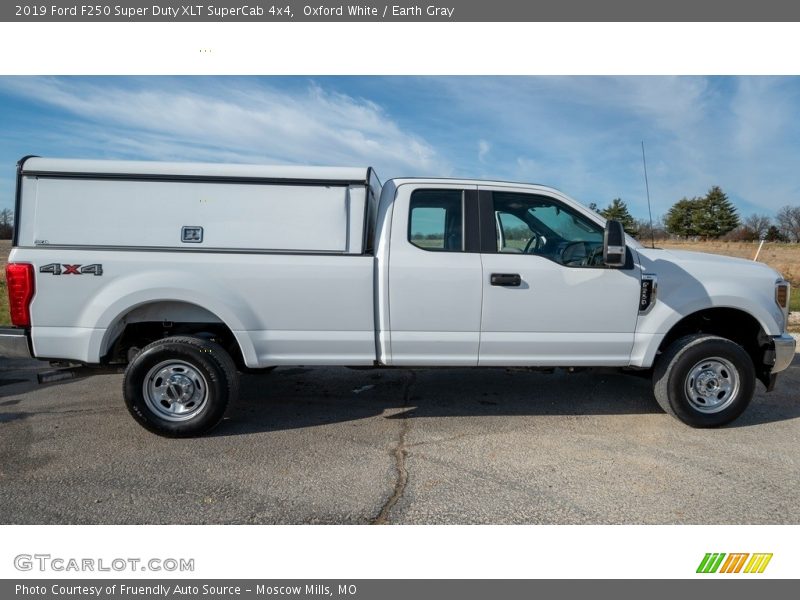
[0,77,448,178]
[425,76,800,216]
[730,78,788,155]
[478,139,491,163]
[2,76,798,217]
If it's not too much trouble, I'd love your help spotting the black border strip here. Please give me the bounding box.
[13,155,39,247]
[20,170,369,187]
[15,244,374,257]
[463,190,481,253]
[362,166,380,255]
[477,190,497,253]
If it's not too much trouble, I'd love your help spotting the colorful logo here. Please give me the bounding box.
[696,553,773,574]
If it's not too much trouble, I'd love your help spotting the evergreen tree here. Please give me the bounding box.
[600,198,638,236]
[694,186,739,238]
[665,197,699,237]
[765,225,788,242]
[664,187,739,239]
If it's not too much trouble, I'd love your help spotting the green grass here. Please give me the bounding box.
[791,292,800,313]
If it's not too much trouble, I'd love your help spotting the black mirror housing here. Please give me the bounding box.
[603,219,626,267]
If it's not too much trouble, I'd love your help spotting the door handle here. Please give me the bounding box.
[490,273,522,287]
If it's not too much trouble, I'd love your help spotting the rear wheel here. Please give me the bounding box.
[653,334,755,427]
[123,336,238,437]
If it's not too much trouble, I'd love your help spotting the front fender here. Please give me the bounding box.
[630,249,784,368]
[635,249,783,337]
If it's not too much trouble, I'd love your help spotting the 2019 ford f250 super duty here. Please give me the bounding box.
[0,157,794,436]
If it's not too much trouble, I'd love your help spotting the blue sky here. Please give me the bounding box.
[1,76,799,220]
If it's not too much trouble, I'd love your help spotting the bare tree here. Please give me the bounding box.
[633,216,668,243]
[776,205,800,242]
[0,208,12,240]
[743,213,771,239]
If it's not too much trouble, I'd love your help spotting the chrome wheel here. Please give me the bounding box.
[684,357,740,414]
[142,360,209,422]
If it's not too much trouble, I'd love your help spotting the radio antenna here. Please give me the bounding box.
[641,141,655,249]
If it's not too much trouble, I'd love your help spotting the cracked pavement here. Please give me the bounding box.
[1,355,799,524]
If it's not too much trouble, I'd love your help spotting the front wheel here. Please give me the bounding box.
[123,336,239,437]
[653,334,755,428]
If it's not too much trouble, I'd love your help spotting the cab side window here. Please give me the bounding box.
[409,190,464,252]
[496,212,532,253]
[493,192,604,267]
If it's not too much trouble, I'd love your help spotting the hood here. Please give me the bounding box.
[636,248,783,280]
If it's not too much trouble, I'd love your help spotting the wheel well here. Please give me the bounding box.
[659,307,772,386]
[102,301,245,369]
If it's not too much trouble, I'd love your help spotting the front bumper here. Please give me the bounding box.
[771,334,797,374]
[0,327,31,359]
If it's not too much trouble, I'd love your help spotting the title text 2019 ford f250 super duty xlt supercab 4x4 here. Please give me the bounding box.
[0,157,794,436]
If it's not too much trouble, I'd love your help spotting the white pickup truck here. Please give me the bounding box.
[1,157,794,436]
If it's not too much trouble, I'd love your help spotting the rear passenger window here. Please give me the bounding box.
[408,190,463,252]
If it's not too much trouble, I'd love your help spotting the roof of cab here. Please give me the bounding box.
[384,176,565,196]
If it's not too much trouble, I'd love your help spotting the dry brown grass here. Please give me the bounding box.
[0,239,10,266]
[658,240,800,287]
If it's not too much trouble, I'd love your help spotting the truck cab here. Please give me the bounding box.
[377,180,642,367]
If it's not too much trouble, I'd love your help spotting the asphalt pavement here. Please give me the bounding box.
[1,351,798,524]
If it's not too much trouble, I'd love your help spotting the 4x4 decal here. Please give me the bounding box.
[40,263,103,276]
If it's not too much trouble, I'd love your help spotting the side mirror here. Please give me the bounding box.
[603,219,626,267]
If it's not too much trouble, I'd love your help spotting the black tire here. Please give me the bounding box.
[653,334,755,428]
[123,336,238,437]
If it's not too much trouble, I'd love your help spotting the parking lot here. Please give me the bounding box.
[1,352,799,525]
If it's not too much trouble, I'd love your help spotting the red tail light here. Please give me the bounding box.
[6,263,35,327]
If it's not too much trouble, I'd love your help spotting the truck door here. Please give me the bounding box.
[478,187,641,366]
[388,184,482,366]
